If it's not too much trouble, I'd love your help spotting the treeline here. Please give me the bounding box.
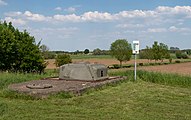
[0,21,46,73]
[42,48,110,59]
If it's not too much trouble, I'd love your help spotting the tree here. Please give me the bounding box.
[55,54,72,67]
[151,41,170,62]
[40,44,49,53]
[139,46,154,62]
[84,49,89,54]
[93,48,102,55]
[40,44,52,59]
[159,43,170,62]
[175,50,188,59]
[110,39,132,67]
[0,21,46,73]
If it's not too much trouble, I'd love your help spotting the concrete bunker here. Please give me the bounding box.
[59,63,108,81]
[8,62,127,98]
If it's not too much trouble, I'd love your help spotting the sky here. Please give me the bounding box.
[0,0,191,51]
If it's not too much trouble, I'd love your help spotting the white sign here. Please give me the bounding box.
[133,41,139,54]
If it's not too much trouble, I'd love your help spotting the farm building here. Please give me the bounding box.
[59,63,108,81]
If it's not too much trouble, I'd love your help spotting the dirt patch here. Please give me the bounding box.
[8,76,126,98]
[46,59,172,69]
[138,62,191,76]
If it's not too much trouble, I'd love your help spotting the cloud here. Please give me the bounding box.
[55,7,62,11]
[147,28,167,33]
[156,6,191,15]
[53,14,81,22]
[4,11,22,17]
[3,6,191,24]
[4,17,26,26]
[169,26,191,32]
[0,0,7,6]
[23,11,51,22]
[64,7,76,13]
[116,23,145,28]
[82,11,114,21]
[116,10,156,18]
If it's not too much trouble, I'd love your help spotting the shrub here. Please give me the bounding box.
[138,63,143,66]
[181,53,189,59]
[175,60,181,63]
[122,65,131,68]
[55,54,72,67]
[113,64,120,69]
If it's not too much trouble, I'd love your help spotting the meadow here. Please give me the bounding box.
[0,69,191,120]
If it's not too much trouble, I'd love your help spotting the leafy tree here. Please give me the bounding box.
[93,48,110,55]
[151,41,170,62]
[159,43,170,62]
[139,46,154,62]
[110,39,132,67]
[93,48,102,55]
[84,49,89,54]
[0,21,46,73]
[40,44,49,53]
[175,50,182,59]
[175,50,189,59]
[55,54,72,67]
[40,44,53,59]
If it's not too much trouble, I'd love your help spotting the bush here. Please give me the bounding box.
[175,60,181,63]
[181,53,189,59]
[55,54,72,67]
[122,65,131,68]
[113,64,120,69]
[139,63,144,66]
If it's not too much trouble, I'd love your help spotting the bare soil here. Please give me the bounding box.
[138,62,191,76]
[46,59,171,69]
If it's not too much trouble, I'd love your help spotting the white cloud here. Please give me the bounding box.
[156,6,191,15]
[147,28,167,33]
[64,7,76,13]
[116,23,144,28]
[53,14,81,22]
[116,10,156,18]
[4,12,22,17]
[156,6,191,19]
[3,6,191,24]
[4,17,26,26]
[0,0,7,6]
[82,11,114,21]
[55,7,62,11]
[24,11,51,22]
[169,26,191,32]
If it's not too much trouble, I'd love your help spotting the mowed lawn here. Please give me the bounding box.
[0,71,191,120]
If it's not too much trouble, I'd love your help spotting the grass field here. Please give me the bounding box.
[0,70,191,120]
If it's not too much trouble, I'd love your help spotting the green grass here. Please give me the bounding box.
[110,70,191,88]
[0,70,58,89]
[0,70,191,120]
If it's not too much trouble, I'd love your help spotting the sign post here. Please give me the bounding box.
[133,41,139,81]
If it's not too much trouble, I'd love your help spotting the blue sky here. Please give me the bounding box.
[0,0,191,51]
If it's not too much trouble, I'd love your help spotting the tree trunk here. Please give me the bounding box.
[120,61,122,68]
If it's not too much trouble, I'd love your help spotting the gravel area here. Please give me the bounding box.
[8,76,126,98]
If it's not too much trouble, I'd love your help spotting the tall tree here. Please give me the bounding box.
[110,39,132,67]
[0,21,46,73]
